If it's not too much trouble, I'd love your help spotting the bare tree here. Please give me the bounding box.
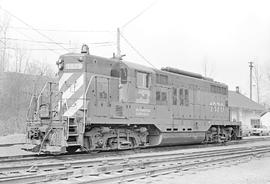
[25,59,55,77]
[13,44,30,73]
[0,14,11,72]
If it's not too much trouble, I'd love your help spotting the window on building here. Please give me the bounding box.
[179,88,184,106]
[156,91,161,101]
[136,71,150,88]
[184,89,189,106]
[172,88,177,105]
[161,92,167,102]
[251,119,261,128]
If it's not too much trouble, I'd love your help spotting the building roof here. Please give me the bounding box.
[228,91,265,111]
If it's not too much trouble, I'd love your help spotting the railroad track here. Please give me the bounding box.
[0,143,25,148]
[0,143,270,184]
[0,136,265,148]
[1,136,270,165]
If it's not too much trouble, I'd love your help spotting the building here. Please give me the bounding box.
[0,72,54,135]
[261,111,270,128]
[228,88,265,129]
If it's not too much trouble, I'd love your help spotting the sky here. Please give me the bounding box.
[1,0,270,102]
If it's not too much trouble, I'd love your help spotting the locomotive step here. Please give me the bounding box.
[68,134,79,137]
[66,142,79,146]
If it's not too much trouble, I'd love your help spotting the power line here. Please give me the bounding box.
[0,7,114,57]
[1,47,79,51]
[122,0,158,28]
[1,43,115,51]
[1,37,114,45]
[1,37,69,45]
[9,26,111,33]
[0,6,70,53]
[0,39,5,44]
[15,29,61,55]
[120,32,157,69]
[0,11,61,55]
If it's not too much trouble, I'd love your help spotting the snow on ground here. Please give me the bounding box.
[137,154,270,184]
[0,133,25,144]
[0,134,32,156]
[0,145,33,156]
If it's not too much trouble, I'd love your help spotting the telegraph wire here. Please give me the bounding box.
[0,10,62,55]
[1,37,114,45]
[10,25,62,55]
[9,26,111,33]
[0,6,72,53]
[1,47,79,51]
[1,37,69,45]
[1,43,115,51]
[0,39,5,44]
[120,32,157,69]
[0,7,114,56]
[122,0,158,28]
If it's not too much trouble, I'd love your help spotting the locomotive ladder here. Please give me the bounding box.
[67,117,79,146]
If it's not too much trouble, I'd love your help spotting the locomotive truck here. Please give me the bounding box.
[25,45,241,154]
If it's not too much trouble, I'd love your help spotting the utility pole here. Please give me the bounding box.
[116,28,121,59]
[248,61,254,100]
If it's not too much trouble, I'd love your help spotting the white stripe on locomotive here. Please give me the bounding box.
[62,74,84,100]
[63,95,84,117]
[59,73,85,117]
[59,73,73,91]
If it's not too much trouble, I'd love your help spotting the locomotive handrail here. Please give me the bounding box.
[26,94,36,121]
[37,82,48,110]
[83,75,96,133]
[38,127,52,155]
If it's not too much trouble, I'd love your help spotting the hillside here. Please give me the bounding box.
[0,72,54,136]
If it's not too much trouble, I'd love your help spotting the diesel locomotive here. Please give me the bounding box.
[25,45,241,154]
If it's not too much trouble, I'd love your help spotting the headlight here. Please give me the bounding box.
[78,56,83,62]
[57,58,64,70]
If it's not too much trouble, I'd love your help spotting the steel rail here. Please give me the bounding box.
[78,148,270,184]
[0,136,269,164]
[0,145,270,184]
[0,144,265,172]
[0,143,25,148]
[0,143,269,173]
